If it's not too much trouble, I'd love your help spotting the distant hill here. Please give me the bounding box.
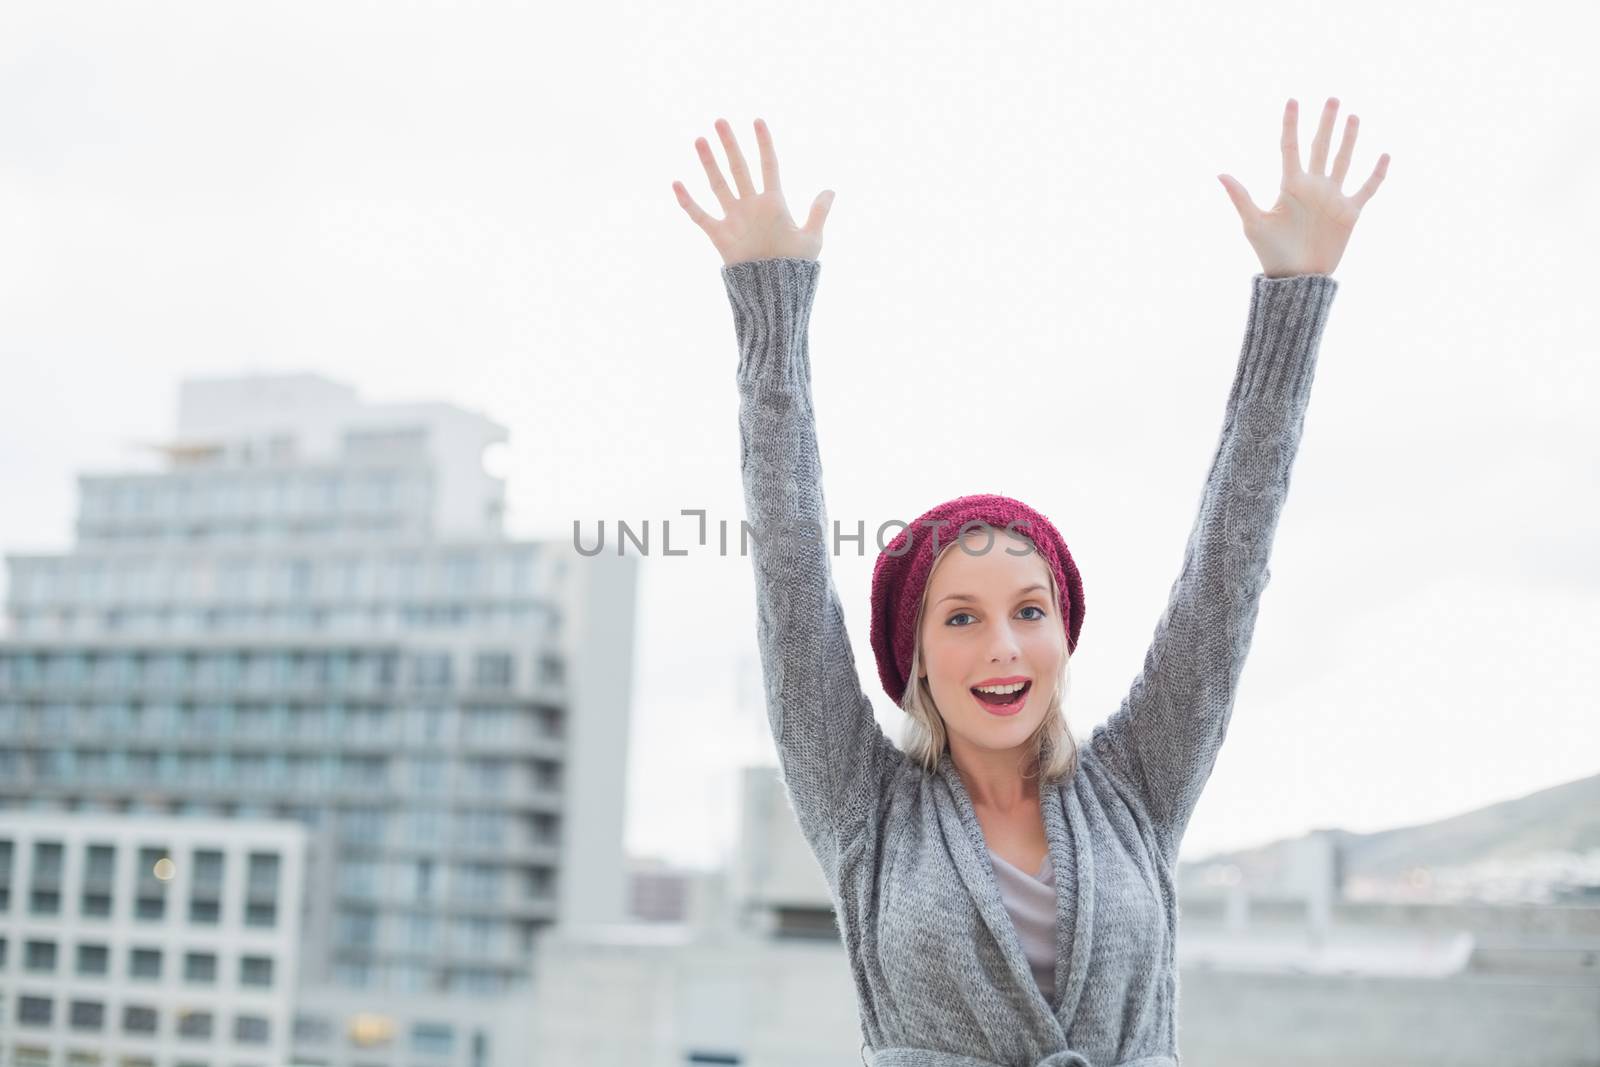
[1182,772,1600,880]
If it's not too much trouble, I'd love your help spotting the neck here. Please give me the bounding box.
[949,739,1040,812]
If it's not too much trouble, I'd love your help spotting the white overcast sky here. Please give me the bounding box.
[1,1,1595,870]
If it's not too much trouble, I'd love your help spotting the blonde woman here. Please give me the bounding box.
[673,101,1388,1066]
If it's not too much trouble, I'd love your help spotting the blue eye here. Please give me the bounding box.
[946,605,1048,627]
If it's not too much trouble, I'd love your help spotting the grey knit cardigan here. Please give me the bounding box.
[724,255,1338,1066]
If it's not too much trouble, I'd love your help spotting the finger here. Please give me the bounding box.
[1217,174,1261,227]
[695,135,736,212]
[803,189,835,236]
[1281,98,1302,179]
[753,118,781,196]
[672,180,718,232]
[715,118,757,198]
[1330,114,1358,188]
[1350,153,1390,210]
[1308,96,1339,177]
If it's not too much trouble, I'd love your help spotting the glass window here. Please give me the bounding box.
[76,943,110,976]
[454,917,494,954]
[135,846,169,920]
[457,810,503,846]
[190,848,224,924]
[454,969,501,995]
[413,860,434,901]
[411,652,453,690]
[337,860,379,899]
[122,1004,158,1034]
[24,939,57,972]
[82,843,115,917]
[412,755,447,793]
[183,951,217,984]
[69,999,105,1031]
[411,1022,455,1055]
[407,914,436,951]
[454,864,499,903]
[472,652,515,690]
[338,755,388,789]
[235,1014,271,1044]
[12,1046,49,1067]
[375,652,400,689]
[392,962,429,992]
[240,954,275,988]
[336,908,377,948]
[18,995,53,1026]
[408,808,443,845]
[129,947,162,980]
[293,1014,333,1043]
[245,851,280,928]
[30,840,64,915]
[464,759,505,794]
[177,1010,213,1039]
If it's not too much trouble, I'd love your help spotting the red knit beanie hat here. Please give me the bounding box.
[869,493,1085,707]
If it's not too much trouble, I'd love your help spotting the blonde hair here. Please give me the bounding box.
[897,536,1079,784]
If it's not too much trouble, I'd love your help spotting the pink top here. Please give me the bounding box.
[987,848,1056,1003]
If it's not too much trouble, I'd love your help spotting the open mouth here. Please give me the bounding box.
[970,680,1031,716]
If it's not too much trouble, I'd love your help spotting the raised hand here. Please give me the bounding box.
[1218,97,1391,278]
[673,117,835,267]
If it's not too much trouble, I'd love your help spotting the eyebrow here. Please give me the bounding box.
[937,583,1049,607]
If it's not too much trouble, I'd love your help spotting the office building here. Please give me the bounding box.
[0,812,304,1067]
[0,373,639,1064]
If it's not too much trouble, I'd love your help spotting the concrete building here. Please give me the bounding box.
[528,765,863,1067]
[0,812,304,1067]
[0,373,640,1065]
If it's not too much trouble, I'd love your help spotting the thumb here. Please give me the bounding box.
[1217,174,1259,226]
[804,189,835,235]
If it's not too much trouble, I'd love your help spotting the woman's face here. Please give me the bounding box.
[917,528,1066,761]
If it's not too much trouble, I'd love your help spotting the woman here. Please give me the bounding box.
[672,101,1389,1067]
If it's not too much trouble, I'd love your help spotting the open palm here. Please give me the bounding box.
[672,118,835,267]
[1219,97,1391,278]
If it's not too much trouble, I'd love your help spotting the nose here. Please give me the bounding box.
[987,620,1023,662]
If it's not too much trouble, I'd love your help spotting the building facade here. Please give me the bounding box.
[0,373,638,1063]
[0,813,304,1067]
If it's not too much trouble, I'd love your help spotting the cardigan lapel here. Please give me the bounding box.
[1043,771,1095,1025]
[935,751,1072,1043]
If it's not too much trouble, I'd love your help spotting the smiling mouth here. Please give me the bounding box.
[970,680,1031,715]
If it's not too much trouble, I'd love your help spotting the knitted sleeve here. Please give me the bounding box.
[723,255,905,884]
[1088,271,1339,867]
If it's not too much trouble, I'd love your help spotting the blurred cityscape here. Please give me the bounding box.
[2,374,1597,1066]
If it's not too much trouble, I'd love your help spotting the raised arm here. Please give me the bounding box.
[1090,96,1389,865]
[1088,270,1336,864]
[724,255,903,880]
[674,119,900,884]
